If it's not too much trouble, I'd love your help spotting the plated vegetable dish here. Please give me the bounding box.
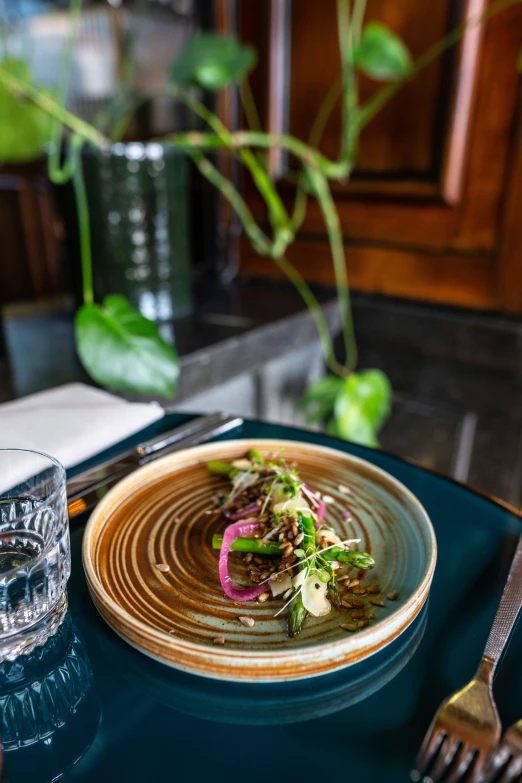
[209,450,396,637]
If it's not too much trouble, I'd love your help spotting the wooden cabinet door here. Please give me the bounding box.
[235,0,522,311]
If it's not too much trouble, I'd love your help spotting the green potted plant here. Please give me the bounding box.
[1,0,519,445]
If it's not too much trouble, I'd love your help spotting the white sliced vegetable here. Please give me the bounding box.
[302,574,331,617]
[233,471,259,492]
[232,458,253,471]
[292,570,307,590]
[273,492,312,517]
[270,573,293,597]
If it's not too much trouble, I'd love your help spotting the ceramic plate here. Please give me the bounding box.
[82,439,436,682]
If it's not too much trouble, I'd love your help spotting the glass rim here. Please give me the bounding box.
[0,449,66,560]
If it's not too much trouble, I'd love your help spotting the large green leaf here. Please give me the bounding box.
[0,58,54,163]
[353,23,412,81]
[299,374,344,425]
[75,295,179,397]
[170,34,256,90]
[333,369,392,446]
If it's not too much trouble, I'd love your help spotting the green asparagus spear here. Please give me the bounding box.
[287,512,318,637]
[211,534,281,556]
[288,592,307,637]
[211,534,375,569]
[327,578,342,609]
[207,460,235,477]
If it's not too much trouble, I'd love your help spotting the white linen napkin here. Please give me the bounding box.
[0,383,165,471]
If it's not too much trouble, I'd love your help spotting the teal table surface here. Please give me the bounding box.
[3,415,522,783]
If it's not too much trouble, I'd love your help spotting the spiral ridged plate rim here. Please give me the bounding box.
[82,439,437,682]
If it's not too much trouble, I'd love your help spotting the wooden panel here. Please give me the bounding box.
[241,240,495,310]
[236,0,522,311]
[288,0,450,176]
[0,163,62,304]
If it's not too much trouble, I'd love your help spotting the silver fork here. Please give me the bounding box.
[412,535,522,783]
[481,720,522,783]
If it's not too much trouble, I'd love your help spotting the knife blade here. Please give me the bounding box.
[67,412,243,517]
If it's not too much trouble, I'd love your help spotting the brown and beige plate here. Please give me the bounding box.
[82,439,436,682]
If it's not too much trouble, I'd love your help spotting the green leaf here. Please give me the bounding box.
[170,34,256,90]
[333,369,392,447]
[299,374,344,425]
[0,58,54,163]
[354,23,412,81]
[75,295,179,397]
[299,374,344,407]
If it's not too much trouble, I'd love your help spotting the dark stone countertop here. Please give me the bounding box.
[0,279,340,404]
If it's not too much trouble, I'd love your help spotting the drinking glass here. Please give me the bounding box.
[0,450,70,660]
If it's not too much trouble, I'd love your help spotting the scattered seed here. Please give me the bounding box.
[278,541,287,550]
[338,484,351,495]
[367,585,380,594]
[174,517,181,524]
[351,587,367,595]
[257,592,270,603]
[155,563,170,572]
[341,600,353,609]
[367,612,376,620]
[342,511,352,520]
[244,553,253,564]
[357,620,369,629]
[337,575,351,583]
[168,630,176,634]
[260,571,271,580]
[340,623,358,632]
[291,522,298,537]
[254,557,264,565]
[370,597,385,607]
[294,532,304,546]
[322,495,335,504]
[239,616,255,627]
[348,579,360,588]
[284,544,293,559]
[351,610,366,619]
[349,598,364,608]
[387,590,398,601]
[213,636,225,645]
[270,573,280,581]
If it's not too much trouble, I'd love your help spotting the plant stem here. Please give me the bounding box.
[72,151,94,306]
[239,75,262,132]
[167,86,292,242]
[188,149,271,255]
[289,176,308,232]
[307,166,357,371]
[351,0,367,45]
[358,0,522,130]
[0,65,109,148]
[308,76,343,150]
[48,0,81,185]
[273,256,345,376]
[337,0,358,165]
[190,151,343,374]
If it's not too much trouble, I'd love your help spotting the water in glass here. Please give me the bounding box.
[0,451,70,660]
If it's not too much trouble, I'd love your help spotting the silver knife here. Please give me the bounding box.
[67,412,243,517]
